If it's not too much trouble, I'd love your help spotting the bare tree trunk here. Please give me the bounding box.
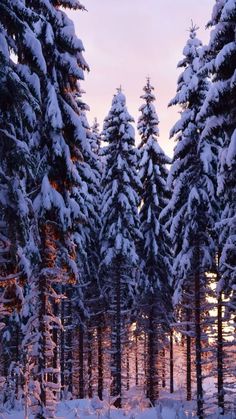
[15,323,20,399]
[97,324,103,400]
[79,327,84,399]
[147,308,158,405]
[186,307,192,401]
[195,263,203,419]
[53,301,58,389]
[162,348,166,388]
[38,274,47,415]
[170,329,174,393]
[144,331,147,390]
[112,259,122,408]
[66,289,73,395]
[60,297,65,398]
[126,346,130,391]
[135,333,139,386]
[37,223,53,415]
[217,292,224,415]
[87,329,93,398]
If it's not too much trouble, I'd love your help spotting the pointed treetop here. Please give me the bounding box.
[113,86,125,103]
[138,79,159,143]
[140,77,156,103]
[188,21,200,38]
[117,85,122,94]
[180,24,202,64]
[108,88,131,117]
[114,86,126,104]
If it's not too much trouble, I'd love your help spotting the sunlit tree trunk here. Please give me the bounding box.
[126,345,130,391]
[66,288,73,395]
[217,292,224,414]
[162,347,166,388]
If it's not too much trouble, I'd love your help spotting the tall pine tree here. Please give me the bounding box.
[0,4,42,406]
[198,1,236,412]
[138,78,172,404]
[199,0,236,310]
[21,1,90,416]
[100,90,141,407]
[168,26,217,418]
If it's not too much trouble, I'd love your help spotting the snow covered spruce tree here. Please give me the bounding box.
[0,3,43,406]
[198,1,236,413]
[100,89,141,407]
[84,118,104,400]
[200,1,236,301]
[20,1,90,417]
[72,90,103,400]
[137,79,172,404]
[168,26,217,418]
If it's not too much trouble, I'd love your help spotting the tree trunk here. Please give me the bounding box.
[79,327,84,399]
[126,346,130,391]
[112,259,122,408]
[217,292,224,415]
[147,308,158,405]
[170,329,174,393]
[60,297,65,398]
[195,264,203,419]
[135,333,139,386]
[37,274,47,416]
[97,324,103,400]
[186,307,192,401]
[87,329,93,398]
[53,301,58,388]
[66,289,73,395]
[162,348,166,388]
[15,323,20,399]
[144,331,147,390]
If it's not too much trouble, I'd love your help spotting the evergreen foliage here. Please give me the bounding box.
[199,0,236,302]
[100,89,141,406]
[168,26,218,418]
[20,1,90,416]
[138,79,172,403]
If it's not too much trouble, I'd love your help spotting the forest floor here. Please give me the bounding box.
[2,391,235,419]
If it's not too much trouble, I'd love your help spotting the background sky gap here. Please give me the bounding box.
[68,0,215,157]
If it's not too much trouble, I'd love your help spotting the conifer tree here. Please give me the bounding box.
[198,1,236,413]
[137,79,172,404]
[72,92,103,400]
[84,118,104,400]
[168,26,217,418]
[0,9,41,405]
[199,0,236,308]
[100,89,141,407]
[20,1,90,416]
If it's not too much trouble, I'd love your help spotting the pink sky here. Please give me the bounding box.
[68,0,215,157]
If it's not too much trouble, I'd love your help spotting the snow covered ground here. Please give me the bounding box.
[2,395,235,419]
[0,399,184,419]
